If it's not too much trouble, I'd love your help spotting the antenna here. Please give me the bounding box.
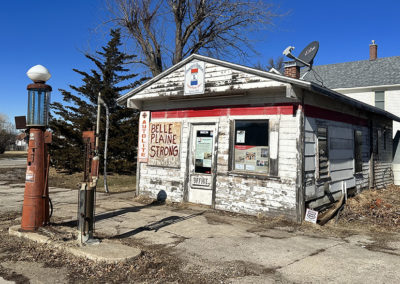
[283,41,319,79]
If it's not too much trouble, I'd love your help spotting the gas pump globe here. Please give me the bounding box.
[26,65,52,127]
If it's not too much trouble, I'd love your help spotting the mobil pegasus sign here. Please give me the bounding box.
[184,61,205,95]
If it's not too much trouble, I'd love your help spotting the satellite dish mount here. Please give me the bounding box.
[283,41,319,79]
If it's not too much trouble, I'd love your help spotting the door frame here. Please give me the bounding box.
[183,122,219,208]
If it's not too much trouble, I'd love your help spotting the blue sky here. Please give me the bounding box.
[0,0,399,124]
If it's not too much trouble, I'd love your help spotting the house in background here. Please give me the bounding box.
[119,54,399,222]
[301,41,400,136]
[15,132,28,151]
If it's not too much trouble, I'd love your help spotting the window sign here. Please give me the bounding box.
[195,130,213,174]
[234,120,269,173]
[236,130,245,143]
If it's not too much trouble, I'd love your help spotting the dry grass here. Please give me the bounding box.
[336,185,400,232]
[48,168,136,193]
[0,151,27,160]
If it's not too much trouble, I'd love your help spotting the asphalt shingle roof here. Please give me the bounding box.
[302,56,400,89]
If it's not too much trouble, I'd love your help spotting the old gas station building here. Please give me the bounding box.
[118,54,399,222]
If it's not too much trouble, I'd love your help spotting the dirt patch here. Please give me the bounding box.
[0,168,25,184]
[0,151,27,160]
[49,168,136,193]
[204,213,232,225]
[336,185,400,232]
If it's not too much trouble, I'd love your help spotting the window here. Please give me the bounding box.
[375,91,385,110]
[317,127,329,179]
[233,120,269,173]
[354,130,363,173]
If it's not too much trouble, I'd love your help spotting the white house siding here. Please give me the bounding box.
[338,90,374,106]
[337,88,400,136]
[385,89,400,135]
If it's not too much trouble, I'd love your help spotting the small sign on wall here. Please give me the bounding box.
[304,208,318,224]
[138,111,150,163]
[148,122,181,167]
[184,61,205,95]
[191,174,212,189]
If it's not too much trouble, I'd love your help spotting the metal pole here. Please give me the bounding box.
[95,92,101,154]
[99,98,109,193]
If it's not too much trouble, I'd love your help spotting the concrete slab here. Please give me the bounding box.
[0,277,14,284]
[8,225,141,263]
[278,243,400,283]
[1,261,67,284]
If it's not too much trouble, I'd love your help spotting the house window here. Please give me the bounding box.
[317,127,329,179]
[233,120,269,173]
[354,130,363,173]
[375,91,385,110]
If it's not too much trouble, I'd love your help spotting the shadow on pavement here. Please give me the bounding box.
[111,211,204,239]
[55,200,166,228]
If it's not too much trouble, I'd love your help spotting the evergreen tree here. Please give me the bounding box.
[50,29,141,174]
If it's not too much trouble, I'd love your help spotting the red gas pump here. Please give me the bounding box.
[21,65,52,231]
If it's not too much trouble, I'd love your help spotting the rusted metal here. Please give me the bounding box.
[14,116,27,129]
[78,130,97,242]
[21,128,46,231]
[27,83,52,91]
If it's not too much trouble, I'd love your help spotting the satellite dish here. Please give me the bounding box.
[297,41,319,67]
[282,41,320,80]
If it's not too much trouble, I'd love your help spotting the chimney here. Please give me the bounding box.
[284,61,300,79]
[369,40,377,60]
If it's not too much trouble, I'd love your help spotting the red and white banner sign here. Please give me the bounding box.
[138,111,150,163]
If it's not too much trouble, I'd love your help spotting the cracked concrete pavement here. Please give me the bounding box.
[1,180,400,283]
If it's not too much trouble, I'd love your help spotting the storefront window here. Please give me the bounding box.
[233,120,269,173]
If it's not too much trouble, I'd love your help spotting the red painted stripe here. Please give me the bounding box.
[304,105,368,126]
[235,145,256,150]
[151,104,298,119]
[191,68,198,73]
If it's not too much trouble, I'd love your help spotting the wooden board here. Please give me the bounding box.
[148,122,182,167]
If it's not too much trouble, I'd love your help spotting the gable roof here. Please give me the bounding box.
[302,56,400,89]
[117,53,400,122]
[117,54,310,103]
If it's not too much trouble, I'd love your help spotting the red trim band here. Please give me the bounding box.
[304,105,368,126]
[151,104,298,119]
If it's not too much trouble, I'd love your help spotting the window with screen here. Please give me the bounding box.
[375,91,385,110]
[317,127,329,179]
[354,130,363,173]
[233,120,269,173]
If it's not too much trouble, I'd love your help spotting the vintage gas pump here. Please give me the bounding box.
[21,65,52,231]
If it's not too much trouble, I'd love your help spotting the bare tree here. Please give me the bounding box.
[108,0,280,76]
[0,114,16,154]
[254,56,285,73]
